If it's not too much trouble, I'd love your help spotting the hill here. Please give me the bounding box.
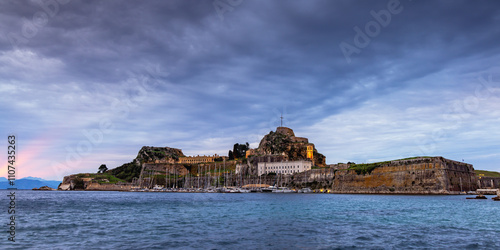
[110,146,185,182]
[250,127,326,166]
[21,176,49,181]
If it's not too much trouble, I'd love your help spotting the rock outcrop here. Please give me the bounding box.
[249,127,326,167]
[134,146,185,164]
[58,183,71,191]
[108,146,186,182]
[58,173,133,191]
[32,186,56,191]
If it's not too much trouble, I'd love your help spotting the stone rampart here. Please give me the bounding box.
[85,183,133,191]
[281,157,477,194]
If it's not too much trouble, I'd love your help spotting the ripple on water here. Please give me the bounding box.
[3,191,500,249]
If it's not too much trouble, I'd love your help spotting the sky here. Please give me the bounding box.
[1,0,499,181]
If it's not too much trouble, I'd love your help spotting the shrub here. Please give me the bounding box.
[349,163,381,175]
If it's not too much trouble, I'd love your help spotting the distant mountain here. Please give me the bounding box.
[21,176,60,182]
[22,176,47,181]
[0,177,61,190]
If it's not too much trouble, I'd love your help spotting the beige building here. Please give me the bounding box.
[178,154,220,164]
[258,160,312,176]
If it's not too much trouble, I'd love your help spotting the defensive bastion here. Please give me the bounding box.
[282,156,478,194]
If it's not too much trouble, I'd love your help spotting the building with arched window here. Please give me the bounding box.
[178,154,222,164]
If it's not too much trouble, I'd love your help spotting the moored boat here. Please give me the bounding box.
[272,187,296,193]
[298,188,313,193]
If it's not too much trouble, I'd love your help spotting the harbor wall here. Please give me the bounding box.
[85,183,133,191]
[478,177,500,189]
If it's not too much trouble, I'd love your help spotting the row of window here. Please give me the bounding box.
[179,158,214,163]
[264,170,300,174]
[264,165,302,170]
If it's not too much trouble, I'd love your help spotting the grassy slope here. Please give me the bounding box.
[475,170,500,178]
[347,157,434,175]
[110,161,141,182]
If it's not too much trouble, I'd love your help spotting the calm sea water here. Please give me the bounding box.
[2,190,499,249]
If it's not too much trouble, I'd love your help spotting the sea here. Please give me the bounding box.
[2,190,499,249]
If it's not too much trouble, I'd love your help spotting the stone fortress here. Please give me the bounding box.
[143,126,321,177]
[60,125,497,194]
[236,126,325,176]
[246,127,314,161]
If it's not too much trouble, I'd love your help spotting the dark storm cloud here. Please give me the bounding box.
[3,1,499,94]
[1,0,499,117]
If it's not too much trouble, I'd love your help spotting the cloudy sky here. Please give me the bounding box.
[1,0,499,180]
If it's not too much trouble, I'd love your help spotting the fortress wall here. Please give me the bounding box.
[327,158,477,194]
[331,161,448,194]
[85,183,132,191]
[283,157,477,194]
[478,177,500,189]
[293,137,309,143]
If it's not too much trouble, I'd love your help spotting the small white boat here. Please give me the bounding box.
[298,188,313,193]
[238,188,251,193]
[272,187,296,193]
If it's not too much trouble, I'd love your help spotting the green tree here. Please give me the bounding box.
[98,164,108,173]
[232,142,249,159]
[233,144,240,158]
